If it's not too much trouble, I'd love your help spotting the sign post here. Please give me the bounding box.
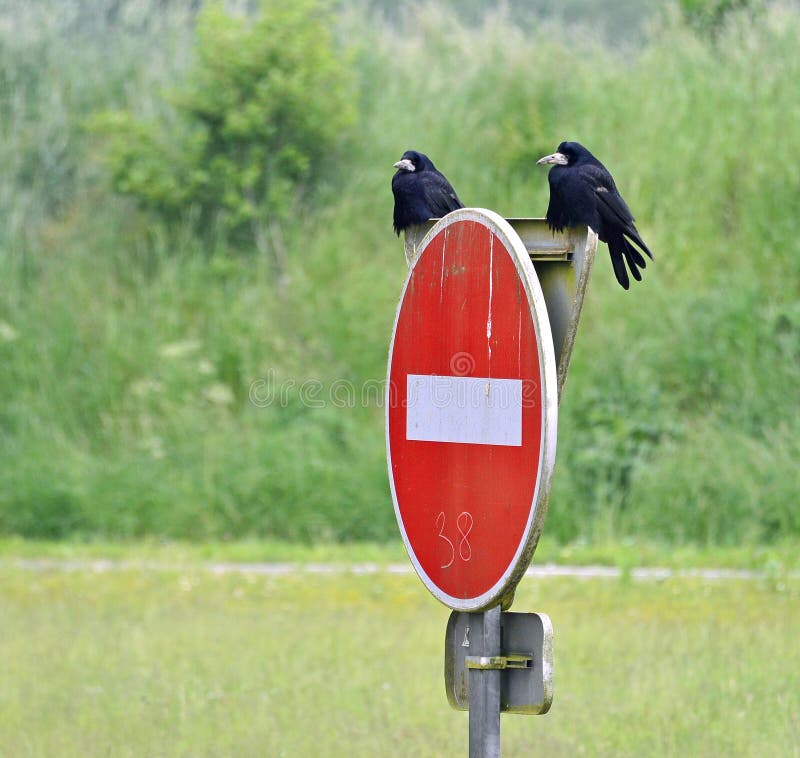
[468,605,502,757]
[387,208,597,755]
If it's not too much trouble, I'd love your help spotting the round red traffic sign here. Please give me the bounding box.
[386,209,557,611]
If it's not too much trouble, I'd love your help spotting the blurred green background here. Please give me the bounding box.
[0,0,798,547]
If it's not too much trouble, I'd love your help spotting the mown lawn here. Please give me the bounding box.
[1,553,798,756]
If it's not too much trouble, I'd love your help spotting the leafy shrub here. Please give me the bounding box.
[678,0,763,35]
[92,0,355,252]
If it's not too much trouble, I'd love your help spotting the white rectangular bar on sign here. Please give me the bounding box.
[406,374,523,446]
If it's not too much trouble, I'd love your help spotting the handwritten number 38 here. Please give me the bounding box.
[436,511,473,569]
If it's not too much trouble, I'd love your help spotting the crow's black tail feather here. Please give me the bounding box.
[623,238,647,270]
[622,239,644,282]
[609,244,630,290]
[625,226,654,261]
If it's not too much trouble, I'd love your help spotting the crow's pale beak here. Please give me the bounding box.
[393,158,415,172]
[536,152,568,166]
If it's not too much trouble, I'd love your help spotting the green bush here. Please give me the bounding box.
[92,0,355,251]
[678,0,763,34]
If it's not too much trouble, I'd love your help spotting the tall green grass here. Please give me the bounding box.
[0,0,798,543]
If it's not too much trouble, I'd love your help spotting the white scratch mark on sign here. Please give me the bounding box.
[487,235,494,363]
[440,227,448,303]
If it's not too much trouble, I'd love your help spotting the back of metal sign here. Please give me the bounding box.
[445,611,554,715]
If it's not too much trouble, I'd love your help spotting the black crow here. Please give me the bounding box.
[392,150,464,235]
[537,141,653,289]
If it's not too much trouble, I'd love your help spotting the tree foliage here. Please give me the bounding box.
[92,0,355,247]
[678,0,763,35]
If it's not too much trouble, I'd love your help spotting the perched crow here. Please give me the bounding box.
[392,150,464,235]
[537,141,653,289]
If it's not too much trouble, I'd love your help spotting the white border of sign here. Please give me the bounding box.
[386,208,559,611]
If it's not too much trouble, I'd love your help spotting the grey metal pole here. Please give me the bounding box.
[469,605,502,757]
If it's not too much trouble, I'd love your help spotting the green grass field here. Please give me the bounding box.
[2,549,798,756]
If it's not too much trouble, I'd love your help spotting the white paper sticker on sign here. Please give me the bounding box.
[406,374,523,446]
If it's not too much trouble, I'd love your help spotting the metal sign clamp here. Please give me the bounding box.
[466,654,533,671]
[445,609,554,717]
